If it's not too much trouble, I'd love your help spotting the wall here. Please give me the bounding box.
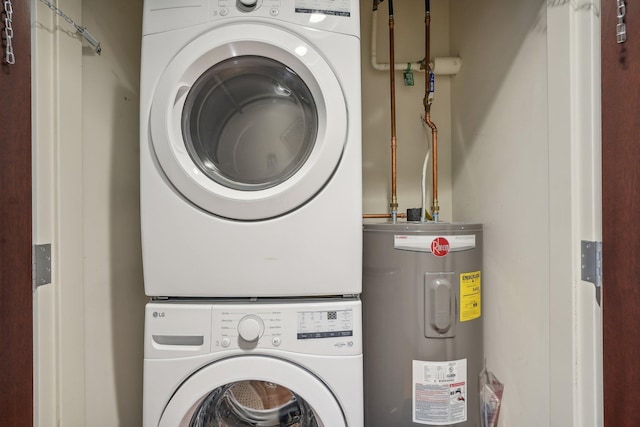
[449,0,550,424]
[448,2,603,425]
[81,0,146,425]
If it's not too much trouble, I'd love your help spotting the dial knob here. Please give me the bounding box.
[237,315,264,342]
[238,0,258,10]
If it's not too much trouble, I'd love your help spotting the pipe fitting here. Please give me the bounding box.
[390,197,398,210]
[431,200,440,222]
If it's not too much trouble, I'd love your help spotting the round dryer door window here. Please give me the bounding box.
[183,56,318,192]
[158,356,347,427]
[150,24,348,220]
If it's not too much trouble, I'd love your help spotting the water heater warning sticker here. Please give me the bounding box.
[412,359,467,425]
[460,271,481,322]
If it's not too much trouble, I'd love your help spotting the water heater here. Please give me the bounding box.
[363,222,483,426]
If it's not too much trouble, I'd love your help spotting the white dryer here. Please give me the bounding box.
[143,298,363,426]
[140,0,362,297]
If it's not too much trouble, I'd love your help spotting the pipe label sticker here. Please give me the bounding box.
[460,271,481,322]
[412,359,467,425]
[394,234,476,254]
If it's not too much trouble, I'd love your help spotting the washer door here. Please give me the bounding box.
[159,356,347,427]
[150,23,348,220]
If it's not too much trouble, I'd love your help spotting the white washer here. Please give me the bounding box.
[143,298,363,426]
[140,0,362,297]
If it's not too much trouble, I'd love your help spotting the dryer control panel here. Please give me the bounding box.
[142,0,359,41]
[216,0,281,16]
[214,0,353,18]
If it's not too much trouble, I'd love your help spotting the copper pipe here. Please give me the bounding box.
[425,110,439,219]
[363,213,407,219]
[365,2,400,224]
[388,7,399,222]
[423,10,440,221]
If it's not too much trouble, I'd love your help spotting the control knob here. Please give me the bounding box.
[238,0,258,11]
[237,315,264,342]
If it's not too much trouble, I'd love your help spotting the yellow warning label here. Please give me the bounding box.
[460,271,481,322]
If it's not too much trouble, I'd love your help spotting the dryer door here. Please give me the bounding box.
[159,356,346,427]
[149,23,347,221]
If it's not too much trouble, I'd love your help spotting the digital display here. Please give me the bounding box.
[297,309,353,339]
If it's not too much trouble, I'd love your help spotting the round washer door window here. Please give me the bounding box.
[158,356,347,427]
[150,24,348,220]
[190,380,320,426]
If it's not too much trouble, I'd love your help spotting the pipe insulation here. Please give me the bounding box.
[370,9,461,75]
[430,57,462,75]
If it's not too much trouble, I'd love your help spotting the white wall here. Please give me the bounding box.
[81,0,146,425]
[449,0,550,424]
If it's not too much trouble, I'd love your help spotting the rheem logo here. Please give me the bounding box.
[431,237,450,257]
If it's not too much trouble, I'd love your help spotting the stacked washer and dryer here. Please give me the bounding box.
[140,0,363,425]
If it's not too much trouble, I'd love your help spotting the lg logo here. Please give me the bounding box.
[152,311,166,318]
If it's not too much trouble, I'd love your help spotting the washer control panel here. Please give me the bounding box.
[145,300,361,358]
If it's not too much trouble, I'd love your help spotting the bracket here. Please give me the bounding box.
[33,244,52,289]
[581,240,602,306]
